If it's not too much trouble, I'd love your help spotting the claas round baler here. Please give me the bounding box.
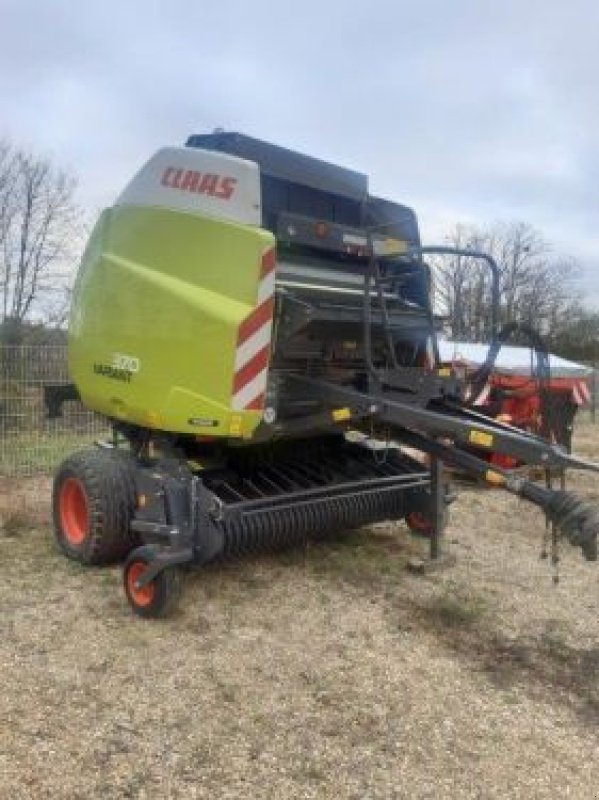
[51,132,599,617]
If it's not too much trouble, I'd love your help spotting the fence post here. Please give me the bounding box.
[593,362,597,424]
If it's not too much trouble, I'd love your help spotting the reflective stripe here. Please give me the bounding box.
[231,247,276,413]
[257,269,275,306]
[234,320,273,371]
[472,383,491,406]
[232,368,269,411]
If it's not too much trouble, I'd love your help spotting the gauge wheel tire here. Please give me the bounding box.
[123,545,183,619]
[53,447,138,564]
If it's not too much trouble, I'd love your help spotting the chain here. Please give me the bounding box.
[541,467,560,582]
[369,418,390,465]
[551,468,567,585]
[374,428,391,465]
[551,519,560,584]
[541,468,551,560]
[541,522,550,560]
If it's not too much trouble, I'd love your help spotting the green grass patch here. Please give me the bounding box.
[0,509,34,536]
[0,429,109,474]
[307,527,416,587]
[425,581,488,628]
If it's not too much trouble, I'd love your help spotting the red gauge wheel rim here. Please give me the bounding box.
[59,477,89,545]
[126,562,155,607]
[406,511,432,535]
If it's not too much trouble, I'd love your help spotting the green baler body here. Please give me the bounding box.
[69,204,273,438]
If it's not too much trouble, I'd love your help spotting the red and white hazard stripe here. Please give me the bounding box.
[231,247,276,411]
[465,382,491,406]
[572,380,591,406]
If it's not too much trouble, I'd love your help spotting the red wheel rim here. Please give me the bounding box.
[126,562,155,607]
[59,477,89,545]
[406,511,432,536]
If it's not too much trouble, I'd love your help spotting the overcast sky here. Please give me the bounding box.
[2,0,598,302]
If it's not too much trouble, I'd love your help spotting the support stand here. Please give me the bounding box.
[407,453,455,574]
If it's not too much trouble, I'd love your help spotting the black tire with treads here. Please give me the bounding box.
[52,447,139,565]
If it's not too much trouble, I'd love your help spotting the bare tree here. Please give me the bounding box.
[430,221,580,342]
[0,141,83,338]
[0,141,18,319]
[551,304,599,362]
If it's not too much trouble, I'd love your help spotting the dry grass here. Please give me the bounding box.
[1,425,599,798]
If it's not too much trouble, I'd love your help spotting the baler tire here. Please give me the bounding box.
[123,546,182,619]
[53,447,138,565]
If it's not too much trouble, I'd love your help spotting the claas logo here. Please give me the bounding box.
[160,167,237,200]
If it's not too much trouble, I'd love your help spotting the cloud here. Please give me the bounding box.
[2,0,597,300]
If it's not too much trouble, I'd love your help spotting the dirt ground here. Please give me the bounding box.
[1,425,599,799]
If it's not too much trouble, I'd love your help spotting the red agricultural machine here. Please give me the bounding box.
[439,340,592,468]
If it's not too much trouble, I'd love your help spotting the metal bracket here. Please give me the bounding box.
[134,548,194,588]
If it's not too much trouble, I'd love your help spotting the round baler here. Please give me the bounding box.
[51,132,599,616]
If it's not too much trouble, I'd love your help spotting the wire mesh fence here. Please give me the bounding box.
[0,343,596,524]
[0,344,108,520]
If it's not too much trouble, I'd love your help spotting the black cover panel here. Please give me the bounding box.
[186,131,420,245]
[186,131,367,200]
